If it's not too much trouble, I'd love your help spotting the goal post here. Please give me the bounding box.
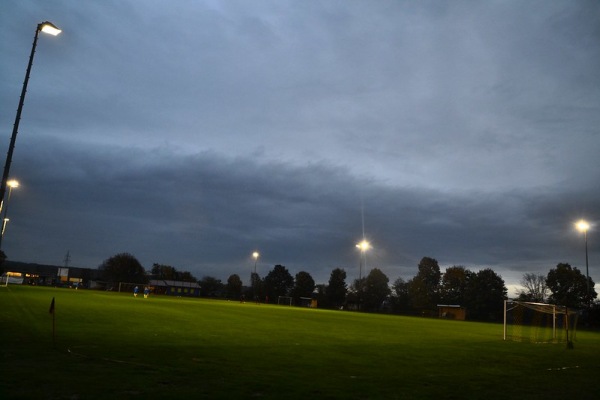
[277,296,293,306]
[503,300,578,343]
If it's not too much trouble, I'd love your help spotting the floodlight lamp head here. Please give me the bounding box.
[356,240,370,252]
[39,21,62,36]
[576,220,590,233]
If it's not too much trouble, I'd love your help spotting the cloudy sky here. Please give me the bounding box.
[1,0,599,294]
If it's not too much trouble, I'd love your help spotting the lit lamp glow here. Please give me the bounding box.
[40,21,62,36]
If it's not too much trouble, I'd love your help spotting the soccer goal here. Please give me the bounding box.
[277,296,293,306]
[503,300,578,343]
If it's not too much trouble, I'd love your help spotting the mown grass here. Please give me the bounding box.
[1,285,599,399]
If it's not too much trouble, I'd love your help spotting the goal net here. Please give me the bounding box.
[503,300,578,343]
[277,296,293,306]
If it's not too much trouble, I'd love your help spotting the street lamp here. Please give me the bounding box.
[355,239,370,310]
[0,179,19,250]
[252,251,260,301]
[576,220,590,305]
[0,21,61,217]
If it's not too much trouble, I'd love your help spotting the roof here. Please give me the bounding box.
[149,279,201,288]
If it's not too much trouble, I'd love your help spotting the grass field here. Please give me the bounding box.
[1,285,599,399]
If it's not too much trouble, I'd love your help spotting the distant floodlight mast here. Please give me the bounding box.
[252,251,260,275]
[355,240,370,279]
[0,21,61,227]
[355,239,370,310]
[576,220,591,306]
[252,251,260,301]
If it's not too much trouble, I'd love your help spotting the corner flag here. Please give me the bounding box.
[49,297,55,314]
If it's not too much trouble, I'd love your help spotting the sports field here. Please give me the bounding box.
[1,285,599,399]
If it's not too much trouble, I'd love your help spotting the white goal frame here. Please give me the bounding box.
[503,300,577,342]
[277,296,293,306]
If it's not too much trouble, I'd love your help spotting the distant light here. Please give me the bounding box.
[40,21,62,36]
[7,180,19,189]
[252,251,259,259]
[576,220,590,233]
[356,240,370,252]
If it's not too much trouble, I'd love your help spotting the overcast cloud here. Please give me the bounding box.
[1,1,599,294]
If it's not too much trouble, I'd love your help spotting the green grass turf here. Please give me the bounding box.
[1,285,600,399]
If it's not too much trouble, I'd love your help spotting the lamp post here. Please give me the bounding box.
[576,220,590,306]
[252,251,259,301]
[355,239,370,310]
[0,179,19,250]
[0,21,61,216]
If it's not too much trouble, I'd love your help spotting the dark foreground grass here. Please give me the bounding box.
[1,285,599,399]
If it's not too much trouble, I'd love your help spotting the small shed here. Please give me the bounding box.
[437,304,466,320]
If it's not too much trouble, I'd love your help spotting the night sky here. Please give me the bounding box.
[1,1,599,295]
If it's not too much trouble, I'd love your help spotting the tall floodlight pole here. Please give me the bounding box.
[252,251,259,301]
[576,220,590,306]
[0,21,61,217]
[355,240,370,310]
[0,179,20,250]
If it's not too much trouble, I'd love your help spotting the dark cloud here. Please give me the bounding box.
[1,1,599,294]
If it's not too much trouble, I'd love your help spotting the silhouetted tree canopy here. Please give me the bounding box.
[362,268,390,311]
[327,268,347,308]
[409,257,441,313]
[439,266,472,305]
[546,263,596,308]
[264,265,294,302]
[199,276,223,297]
[391,277,411,313]
[291,271,315,302]
[99,253,147,284]
[226,274,243,299]
[517,273,548,302]
[465,268,507,321]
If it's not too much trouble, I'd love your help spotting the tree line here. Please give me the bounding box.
[97,252,598,323]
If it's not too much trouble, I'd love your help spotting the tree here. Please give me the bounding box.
[226,274,243,300]
[291,271,315,303]
[362,268,391,312]
[546,263,596,308]
[517,273,548,302]
[350,277,366,310]
[390,277,411,314]
[199,276,223,297]
[465,268,507,321]
[250,272,263,301]
[99,253,148,284]
[314,284,329,308]
[151,264,197,282]
[263,265,294,303]
[179,271,197,282]
[440,266,473,305]
[327,268,347,308]
[408,257,441,313]
[151,263,177,280]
